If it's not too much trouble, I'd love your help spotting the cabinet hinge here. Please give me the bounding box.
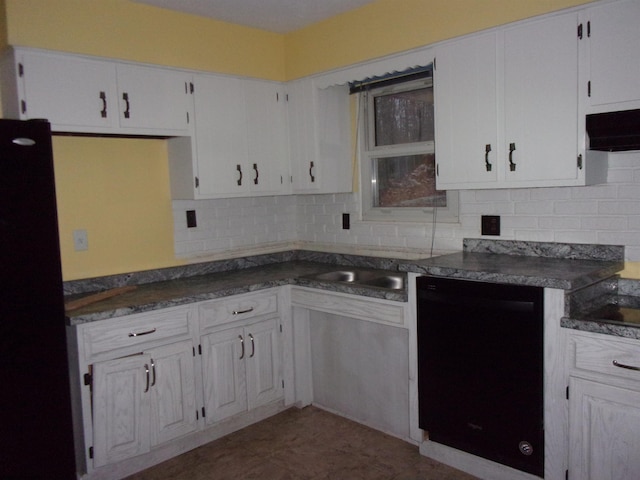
[18,62,24,77]
[566,385,570,400]
[577,23,583,39]
[588,80,591,98]
[201,407,206,418]
[577,154,583,170]
[195,176,199,188]
[89,446,94,459]
[83,372,92,386]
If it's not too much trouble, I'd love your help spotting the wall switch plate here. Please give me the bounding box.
[342,213,350,230]
[73,229,88,251]
[481,215,500,236]
[186,210,197,228]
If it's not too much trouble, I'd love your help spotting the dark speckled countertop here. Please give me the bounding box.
[65,240,626,328]
[405,251,622,290]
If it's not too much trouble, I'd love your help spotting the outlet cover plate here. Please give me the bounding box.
[481,215,501,236]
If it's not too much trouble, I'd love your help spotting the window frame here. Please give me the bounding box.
[358,76,459,223]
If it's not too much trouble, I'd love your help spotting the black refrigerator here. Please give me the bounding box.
[0,119,76,478]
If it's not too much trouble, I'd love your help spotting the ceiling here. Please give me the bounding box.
[132,0,378,33]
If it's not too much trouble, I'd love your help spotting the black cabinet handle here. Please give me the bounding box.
[238,335,245,360]
[509,143,516,171]
[309,161,315,183]
[99,91,107,118]
[485,144,492,172]
[122,92,130,119]
[236,164,243,186]
[613,360,640,371]
[253,163,259,185]
[249,333,255,358]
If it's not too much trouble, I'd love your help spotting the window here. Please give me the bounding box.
[357,69,458,222]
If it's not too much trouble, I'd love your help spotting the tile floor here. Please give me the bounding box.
[125,406,478,480]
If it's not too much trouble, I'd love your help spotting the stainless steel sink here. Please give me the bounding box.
[361,275,405,290]
[307,269,405,290]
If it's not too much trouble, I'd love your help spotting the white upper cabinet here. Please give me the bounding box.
[436,12,605,189]
[581,0,640,113]
[244,79,290,195]
[2,49,118,132]
[116,63,193,134]
[434,31,499,188]
[502,13,581,185]
[2,47,193,136]
[169,73,290,199]
[287,78,353,194]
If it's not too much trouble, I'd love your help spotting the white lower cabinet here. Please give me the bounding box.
[567,331,640,480]
[91,339,197,468]
[71,290,286,478]
[201,318,282,425]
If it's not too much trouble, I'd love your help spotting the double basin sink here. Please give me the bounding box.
[304,269,405,291]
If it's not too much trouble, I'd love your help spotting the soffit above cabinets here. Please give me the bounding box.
[131,0,377,33]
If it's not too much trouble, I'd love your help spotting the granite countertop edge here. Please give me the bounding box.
[64,240,627,328]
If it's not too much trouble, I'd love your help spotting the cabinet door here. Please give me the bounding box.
[585,0,640,110]
[288,78,320,193]
[192,74,249,197]
[201,326,248,424]
[116,64,192,134]
[315,84,353,194]
[435,32,498,189]
[245,79,289,195]
[92,355,151,468]
[569,377,640,480]
[148,340,198,446]
[245,318,282,409]
[17,50,117,132]
[503,13,580,184]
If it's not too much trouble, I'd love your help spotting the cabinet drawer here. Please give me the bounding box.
[199,291,278,330]
[571,332,640,383]
[82,307,191,360]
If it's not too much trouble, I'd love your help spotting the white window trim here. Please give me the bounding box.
[357,77,459,224]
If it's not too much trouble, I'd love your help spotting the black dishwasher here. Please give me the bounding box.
[417,276,544,477]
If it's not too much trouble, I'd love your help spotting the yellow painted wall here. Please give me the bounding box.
[284,0,595,79]
[53,136,178,280]
[4,0,285,79]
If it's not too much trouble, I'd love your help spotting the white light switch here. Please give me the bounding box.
[73,229,88,251]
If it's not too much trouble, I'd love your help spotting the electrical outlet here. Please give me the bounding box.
[342,213,350,230]
[186,210,197,228]
[73,229,88,251]
[481,215,501,236]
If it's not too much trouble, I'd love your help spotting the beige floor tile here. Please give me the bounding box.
[125,406,478,480]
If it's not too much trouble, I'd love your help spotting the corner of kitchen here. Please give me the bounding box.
[3,1,640,480]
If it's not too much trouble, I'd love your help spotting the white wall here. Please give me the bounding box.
[173,151,640,262]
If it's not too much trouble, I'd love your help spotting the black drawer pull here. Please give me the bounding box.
[612,359,640,371]
[128,328,156,337]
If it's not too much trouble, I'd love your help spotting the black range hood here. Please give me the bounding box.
[586,108,640,152]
